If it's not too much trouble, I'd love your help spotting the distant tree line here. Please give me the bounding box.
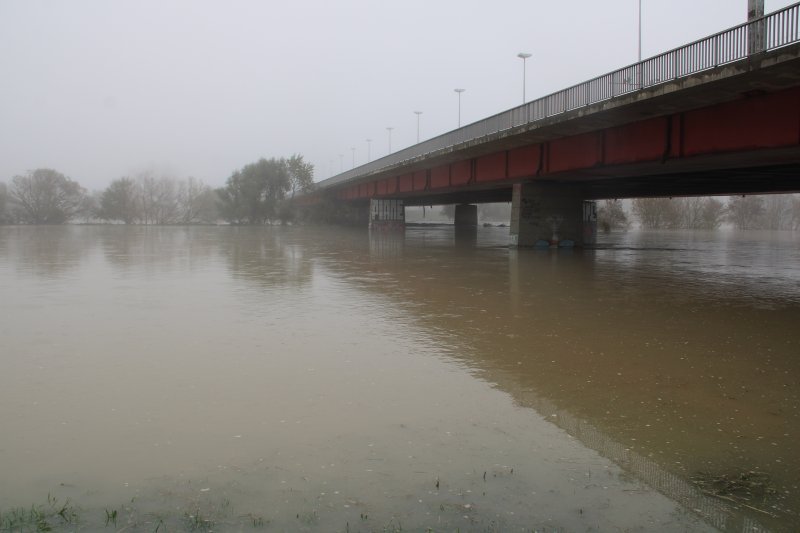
[95,173,220,224]
[2,164,797,230]
[631,197,727,230]
[0,155,314,225]
[597,195,800,231]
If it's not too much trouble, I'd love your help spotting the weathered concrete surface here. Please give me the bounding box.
[510,184,597,248]
[369,198,405,230]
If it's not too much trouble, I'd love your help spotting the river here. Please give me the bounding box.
[0,224,798,531]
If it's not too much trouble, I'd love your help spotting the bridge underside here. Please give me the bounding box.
[394,159,800,206]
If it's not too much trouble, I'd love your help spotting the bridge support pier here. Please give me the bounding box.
[454,203,478,244]
[510,183,597,248]
[454,204,478,227]
[369,199,405,230]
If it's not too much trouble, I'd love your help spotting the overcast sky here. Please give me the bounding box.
[0,0,795,191]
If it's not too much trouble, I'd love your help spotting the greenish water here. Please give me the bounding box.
[0,225,798,531]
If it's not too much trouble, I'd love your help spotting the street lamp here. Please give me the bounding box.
[517,52,532,103]
[386,127,394,153]
[414,111,423,143]
[366,138,372,162]
[454,88,465,127]
[638,0,642,62]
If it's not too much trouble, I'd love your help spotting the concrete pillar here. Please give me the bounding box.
[454,204,478,227]
[369,198,404,230]
[509,183,596,248]
[583,199,598,246]
[748,0,765,55]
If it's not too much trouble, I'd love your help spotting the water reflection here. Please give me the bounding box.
[0,226,97,279]
[218,226,313,290]
[315,226,800,530]
[98,225,220,275]
[596,230,800,308]
[368,229,404,261]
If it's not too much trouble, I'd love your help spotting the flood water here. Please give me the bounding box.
[0,224,798,532]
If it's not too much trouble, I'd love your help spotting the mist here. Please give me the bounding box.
[1,0,796,190]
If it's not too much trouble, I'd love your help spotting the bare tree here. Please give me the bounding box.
[632,198,680,229]
[0,182,12,224]
[177,177,218,223]
[137,172,180,225]
[632,197,727,230]
[697,197,725,230]
[726,196,765,229]
[670,197,726,229]
[153,177,180,224]
[9,169,87,224]
[762,195,793,230]
[791,195,800,231]
[77,191,100,223]
[676,197,704,229]
[597,199,630,232]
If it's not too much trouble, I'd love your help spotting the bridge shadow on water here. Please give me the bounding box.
[306,224,800,531]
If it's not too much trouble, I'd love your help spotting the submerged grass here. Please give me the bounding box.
[0,492,237,532]
[0,494,77,532]
[184,509,214,532]
[0,484,542,532]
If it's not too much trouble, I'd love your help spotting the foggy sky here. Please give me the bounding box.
[1,0,795,191]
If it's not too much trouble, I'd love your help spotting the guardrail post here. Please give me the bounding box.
[673,50,678,80]
[748,0,766,54]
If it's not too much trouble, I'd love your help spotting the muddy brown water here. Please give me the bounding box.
[0,224,797,531]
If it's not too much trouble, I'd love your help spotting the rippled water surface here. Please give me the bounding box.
[0,225,798,531]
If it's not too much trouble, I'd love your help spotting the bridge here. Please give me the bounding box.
[305,2,800,246]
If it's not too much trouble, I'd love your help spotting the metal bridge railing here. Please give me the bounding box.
[318,2,800,190]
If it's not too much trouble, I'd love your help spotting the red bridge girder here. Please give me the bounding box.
[326,85,800,203]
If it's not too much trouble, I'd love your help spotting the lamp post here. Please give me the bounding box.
[638,0,642,62]
[386,127,394,153]
[366,138,372,162]
[517,52,532,104]
[414,111,423,143]
[454,88,465,127]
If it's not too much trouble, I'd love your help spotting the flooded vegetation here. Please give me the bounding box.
[0,225,798,531]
